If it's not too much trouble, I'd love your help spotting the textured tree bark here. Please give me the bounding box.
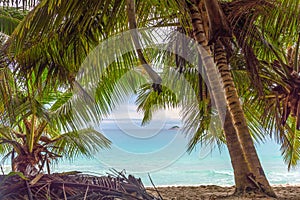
[186,0,257,194]
[214,40,276,197]
[13,153,39,176]
[187,0,276,197]
[203,0,231,44]
[223,112,257,194]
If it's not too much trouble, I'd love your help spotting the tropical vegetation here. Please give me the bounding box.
[0,7,111,177]
[0,0,299,199]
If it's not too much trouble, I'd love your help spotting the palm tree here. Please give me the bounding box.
[0,67,111,176]
[135,0,276,196]
[0,8,111,176]
[221,0,300,195]
[184,1,267,195]
[234,2,300,170]
[182,0,300,196]
[135,0,299,197]
[134,0,275,196]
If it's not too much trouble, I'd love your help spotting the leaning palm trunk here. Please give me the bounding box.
[214,40,276,197]
[223,113,257,193]
[126,0,162,93]
[186,1,256,193]
[187,0,276,197]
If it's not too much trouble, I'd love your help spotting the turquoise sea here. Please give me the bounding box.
[2,126,299,187]
[2,103,300,187]
[47,125,300,187]
[53,120,300,187]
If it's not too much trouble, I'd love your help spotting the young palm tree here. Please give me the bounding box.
[0,8,111,176]
[0,67,111,176]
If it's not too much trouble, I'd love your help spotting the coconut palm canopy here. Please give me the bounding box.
[0,6,112,176]
[0,0,300,198]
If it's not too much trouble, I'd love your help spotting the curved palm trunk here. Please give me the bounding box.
[187,0,276,197]
[186,1,256,193]
[214,40,276,197]
[223,112,257,193]
[126,0,162,92]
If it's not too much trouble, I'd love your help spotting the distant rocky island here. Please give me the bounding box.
[168,125,180,130]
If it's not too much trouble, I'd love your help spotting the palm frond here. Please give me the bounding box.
[0,126,13,155]
[136,83,179,125]
[0,7,27,35]
[49,128,111,160]
[281,117,300,170]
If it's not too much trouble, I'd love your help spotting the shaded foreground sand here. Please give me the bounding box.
[147,185,300,200]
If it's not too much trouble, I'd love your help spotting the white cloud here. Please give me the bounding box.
[100,99,182,132]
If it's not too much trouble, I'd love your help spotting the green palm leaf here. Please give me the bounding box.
[281,117,300,170]
[49,128,111,160]
[0,7,27,35]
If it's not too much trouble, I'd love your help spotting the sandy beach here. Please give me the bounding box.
[147,185,300,199]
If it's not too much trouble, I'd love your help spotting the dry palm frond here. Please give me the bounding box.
[0,170,161,200]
